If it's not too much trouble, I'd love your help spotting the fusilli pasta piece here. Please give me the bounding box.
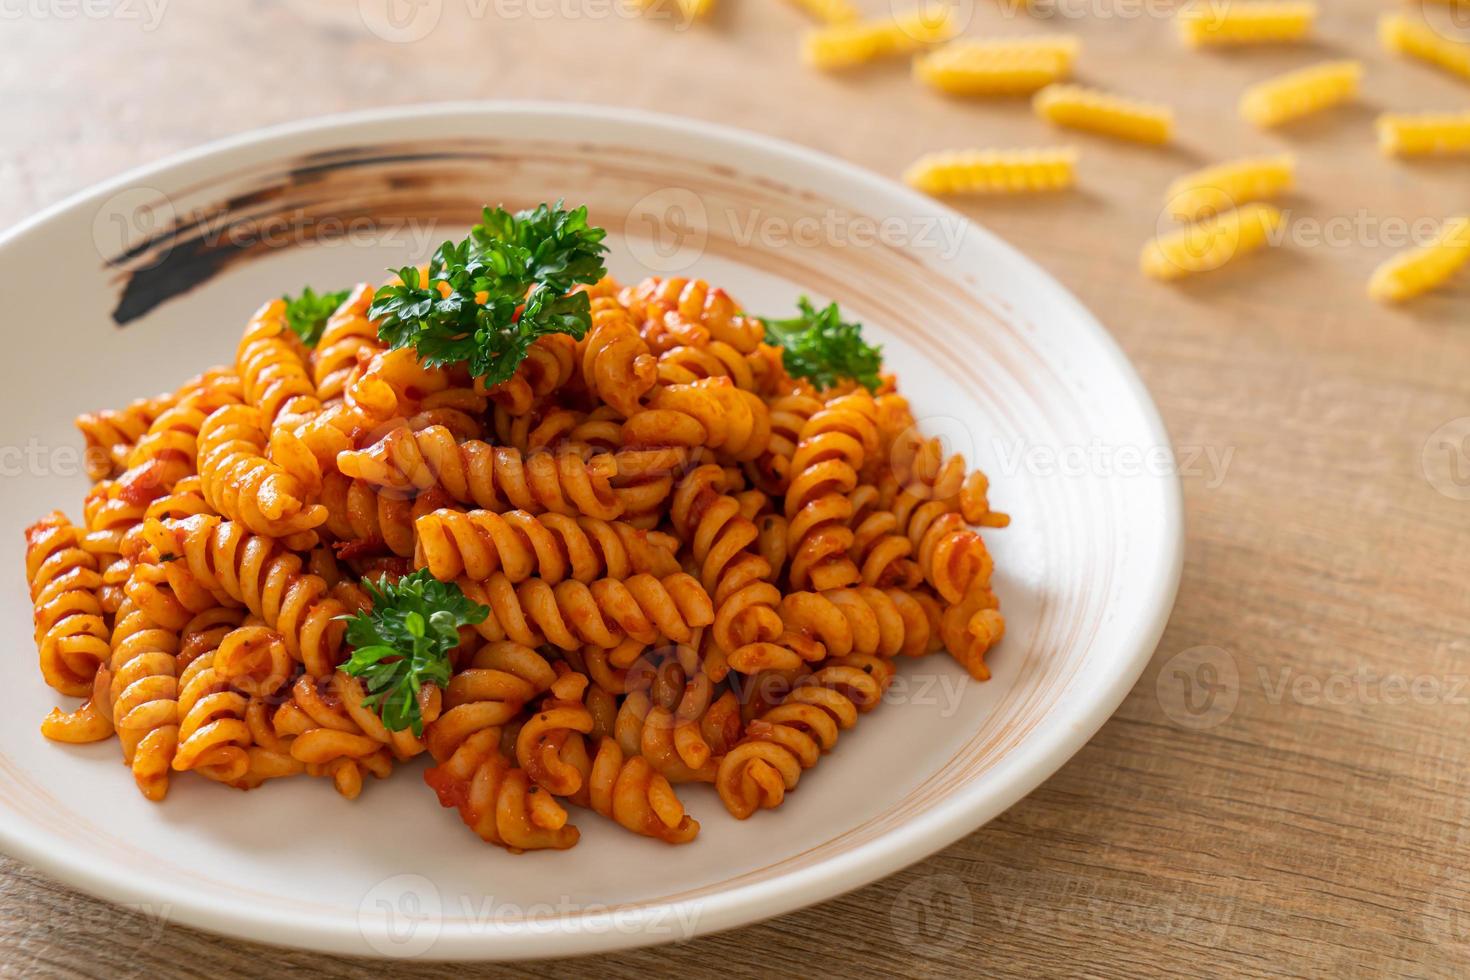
[1381,13,1470,83]
[564,735,701,844]
[1164,154,1295,220]
[903,148,1078,195]
[1034,84,1174,144]
[715,658,892,818]
[424,727,580,851]
[913,36,1078,96]
[414,508,681,584]
[458,572,714,651]
[1378,111,1470,156]
[1239,60,1362,127]
[1139,202,1284,281]
[783,0,858,24]
[803,10,956,70]
[1177,1,1316,47]
[1367,216,1470,302]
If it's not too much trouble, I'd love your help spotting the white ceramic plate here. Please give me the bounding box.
[0,103,1181,960]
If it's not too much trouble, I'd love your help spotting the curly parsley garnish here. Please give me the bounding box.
[282,286,351,348]
[368,202,608,386]
[339,570,488,735]
[764,297,884,393]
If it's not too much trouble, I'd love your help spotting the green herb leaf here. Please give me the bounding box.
[282,286,351,348]
[338,570,488,736]
[763,297,884,393]
[368,202,608,386]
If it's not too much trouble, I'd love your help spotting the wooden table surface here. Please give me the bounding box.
[4,1,1469,976]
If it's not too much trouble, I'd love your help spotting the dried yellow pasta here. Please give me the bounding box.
[1239,60,1362,127]
[1140,203,1284,281]
[1368,216,1470,302]
[1377,111,1470,156]
[1177,1,1316,47]
[803,10,956,69]
[676,0,714,19]
[1164,155,1295,220]
[783,0,858,25]
[913,36,1079,96]
[1033,84,1174,144]
[903,148,1078,194]
[1380,13,1470,82]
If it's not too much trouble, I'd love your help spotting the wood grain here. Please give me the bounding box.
[3,1,1469,976]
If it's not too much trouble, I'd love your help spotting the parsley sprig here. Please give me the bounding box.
[282,286,351,347]
[367,202,608,386]
[339,570,488,735]
[764,297,884,393]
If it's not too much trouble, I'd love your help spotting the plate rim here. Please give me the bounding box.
[0,100,1184,960]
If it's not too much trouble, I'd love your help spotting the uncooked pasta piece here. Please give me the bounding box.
[1177,1,1316,46]
[1239,60,1362,127]
[803,10,956,69]
[1164,155,1295,220]
[1381,13,1470,82]
[1378,111,1470,156]
[903,148,1078,194]
[1034,84,1174,144]
[913,36,1079,95]
[784,0,858,24]
[1140,203,1284,281]
[1368,216,1470,302]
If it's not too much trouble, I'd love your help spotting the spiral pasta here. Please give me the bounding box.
[1034,84,1174,144]
[1367,216,1470,303]
[1239,60,1362,127]
[573,280,658,417]
[26,512,111,699]
[76,394,173,482]
[458,571,714,651]
[783,0,857,24]
[1378,111,1470,157]
[142,514,351,678]
[25,215,1010,847]
[197,404,327,540]
[1381,13,1470,83]
[1140,203,1284,281]
[715,657,892,818]
[425,726,580,851]
[903,148,1078,195]
[414,508,681,583]
[1164,155,1295,220]
[803,10,956,70]
[913,37,1078,96]
[337,423,624,520]
[1177,2,1316,47]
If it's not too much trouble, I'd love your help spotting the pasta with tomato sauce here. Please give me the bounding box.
[22,203,1008,851]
